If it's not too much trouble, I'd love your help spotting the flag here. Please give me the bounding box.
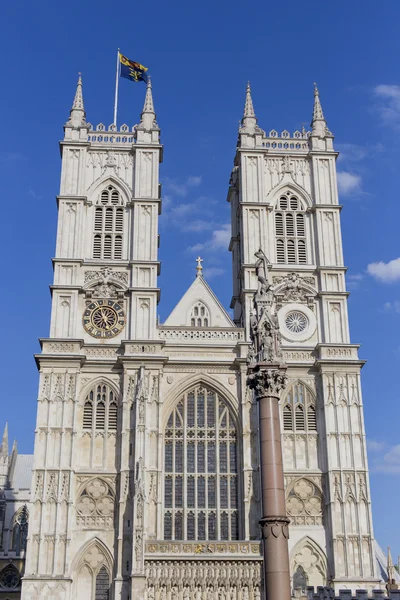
[119,53,148,83]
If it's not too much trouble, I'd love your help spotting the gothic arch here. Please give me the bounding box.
[71,537,113,580]
[267,179,313,209]
[162,380,241,541]
[286,475,322,497]
[87,174,131,206]
[79,377,121,407]
[185,298,212,327]
[75,476,116,500]
[283,379,316,402]
[162,373,240,431]
[290,536,327,590]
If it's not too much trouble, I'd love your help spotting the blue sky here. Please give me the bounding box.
[2,0,400,559]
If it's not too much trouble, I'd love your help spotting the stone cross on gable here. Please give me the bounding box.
[196,256,203,277]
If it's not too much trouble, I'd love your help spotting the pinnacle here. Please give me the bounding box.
[67,72,86,127]
[142,77,155,114]
[72,73,84,111]
[243,81,256,119]
[138,77,157,131]
[0,423,8,457]
[312,82,325,122]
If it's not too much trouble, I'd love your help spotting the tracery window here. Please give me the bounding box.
[83,383,118,433]
[275,192,307,264]
[0,565,20,589]
[164,385,239,541]
[282,382,317,433]
[11,506,28,554]
[190,302,210,327]
[93,185,124,260]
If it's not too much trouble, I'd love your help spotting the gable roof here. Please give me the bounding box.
[164,275,235,328]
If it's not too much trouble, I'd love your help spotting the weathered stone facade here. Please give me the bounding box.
[16,77,391,599]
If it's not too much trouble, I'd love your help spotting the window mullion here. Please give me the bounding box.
[215,394,220,541]
[183,394,187,540]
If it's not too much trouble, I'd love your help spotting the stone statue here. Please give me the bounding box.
[249,249,284,365]
[254,248,272,298]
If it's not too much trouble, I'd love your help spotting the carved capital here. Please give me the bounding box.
[260,516,290,540]
[247,365,287,398]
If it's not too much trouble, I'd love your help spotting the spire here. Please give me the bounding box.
[0,424,8,457]
[240,82,257,133]
[138,78,157,130]
[68,73,86,127]
[311,83,329,137]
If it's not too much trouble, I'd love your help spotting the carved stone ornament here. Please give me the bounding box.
[260,516,290,540]
[272,272,316,310]
[247,367,288,398]
[84,266,128,299]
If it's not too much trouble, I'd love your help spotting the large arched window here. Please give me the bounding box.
[164,385,239,541]
[275,192,307,264]
[83,383,118,433]
[93,185,124,260]
[282,382,317,433]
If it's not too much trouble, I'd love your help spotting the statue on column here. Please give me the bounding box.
[248,249,284,366]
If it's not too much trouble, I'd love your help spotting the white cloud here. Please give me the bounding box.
[203,267,225,279]
[383,301,400,313]
[337,171,362,196]
[373,84,400,126]
[164,175,202,197]
[188,224,231,253]
[367,439,387,453]
[367,257,400,282]
[368,441,400,474]
[376,445,400,474]
[181,220,216,233]
[347,273,364,290]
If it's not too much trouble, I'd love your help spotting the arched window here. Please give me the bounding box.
[164,385,239,541]
[293,565,308,592]
[190,302,210,327]
[93,185,124,260]
[275,192,307,264]
[83,383,118,433]
[11,505,28,554]
[282,382,317,433]
[95,566,110,600]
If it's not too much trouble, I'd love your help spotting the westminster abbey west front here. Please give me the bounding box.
[18,76,389,599]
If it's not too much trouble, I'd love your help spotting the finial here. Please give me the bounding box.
[67,72,86,127]
[196,256,203,277]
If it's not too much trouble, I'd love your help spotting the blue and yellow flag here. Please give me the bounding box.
[119,53,148,83]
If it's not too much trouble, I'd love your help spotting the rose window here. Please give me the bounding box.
[285,311,308,333]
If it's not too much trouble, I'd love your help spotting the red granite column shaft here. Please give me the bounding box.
[258,389,291,599]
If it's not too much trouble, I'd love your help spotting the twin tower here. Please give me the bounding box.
[21,75,380,599]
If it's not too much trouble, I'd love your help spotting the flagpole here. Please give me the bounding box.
[113,48,120,128]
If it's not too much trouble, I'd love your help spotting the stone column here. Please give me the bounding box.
[248,364,291,600]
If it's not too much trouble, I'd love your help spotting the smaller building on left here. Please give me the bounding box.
[0,424,33,598]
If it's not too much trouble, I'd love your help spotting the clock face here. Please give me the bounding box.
[83,300,125,339]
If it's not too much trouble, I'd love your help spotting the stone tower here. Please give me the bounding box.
[22,74,162,600]
[228,83,379,590]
